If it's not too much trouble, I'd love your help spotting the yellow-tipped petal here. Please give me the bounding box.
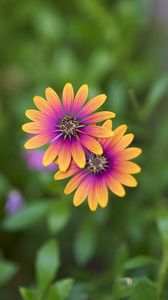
[107,177,126,197]
[102,119,113,130]
[113,172,138,187]
[113,134,134,152]
[71,142,86,168]
[109,124,127,145]
[116,161,141,174]
[80,135,103,155]
[45,87,63,112]
[22,122,45,134]
[33,96,54,116]
[62,83,74,114]
[85,126,113,138]
[88,186,98,211]
[79,94,107,118]
[54,162,80,180]
[73,84,88,114]
[73,178,90,207]
[43,142,61,166]
[83,111,115,124]
[96,182,108,208]
[24,134,51,149]
[25,109,46,121]
[58,143,72,172]
[64,172,87,195]
[118,147,142,160]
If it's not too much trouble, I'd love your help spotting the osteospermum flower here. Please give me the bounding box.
[22,83,116,171]
[54,120,142,211]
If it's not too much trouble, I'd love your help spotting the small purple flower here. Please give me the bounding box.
[5,190,24,214]
[24,150,57,172]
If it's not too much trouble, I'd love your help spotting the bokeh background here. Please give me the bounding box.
[0,0,168,299]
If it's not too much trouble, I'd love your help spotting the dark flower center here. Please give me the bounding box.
[87,154,108,174]
[59,116,79,138]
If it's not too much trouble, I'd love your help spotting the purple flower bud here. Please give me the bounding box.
[5,190,24,215]
[24,150,57,172]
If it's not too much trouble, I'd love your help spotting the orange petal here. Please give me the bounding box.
[64,172,87,194]
[113,172,138,187]
[102,119,113,130]
[54,162,80,180]
[112,134,134,153]
[25,109,47,121]
[85,125,113,138]
[80,135,103,155]
[117,147,142,160]
[99,120,113,145]
[88,184,98,211]
[116,161,141,174]
[22,122,47,134]
[83,111,115,124]
[24,134,51,149]
[73,84,88,116]
[107,176,126,197]
[73,177,90,207]
[96,181,108,208]
[43,140,62,166]
[45,87,63,114]
[71,141,86,168]
[62,83,74,114]
[106,125,128,148]
[58,142,72,171]
[33,96,55,116]
[78,94,107,118]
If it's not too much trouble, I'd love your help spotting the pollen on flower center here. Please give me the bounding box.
[87,154,108,174]
[59,116,79,138]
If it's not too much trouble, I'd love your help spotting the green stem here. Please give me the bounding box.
[128,89,140,111]
[157,248,168,298]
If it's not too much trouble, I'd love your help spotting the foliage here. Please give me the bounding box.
[0,0,168,299]
[20,239,73,300]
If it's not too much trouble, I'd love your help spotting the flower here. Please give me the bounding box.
[5,189,24,214]
[54,120,142,211]
[22,83,116,171]
[24,150,56,172]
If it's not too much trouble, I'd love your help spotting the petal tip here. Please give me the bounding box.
[89,207,97,212]
[22,124,25,131]
[54,172,59,180]
[64,187,70,195]
[24,141,30,149]
[59,165,68,172]
[73,200,79,207]
[64,82,73,88]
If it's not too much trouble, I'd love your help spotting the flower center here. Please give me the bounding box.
[59,116,79,138]
[87,154,108,174]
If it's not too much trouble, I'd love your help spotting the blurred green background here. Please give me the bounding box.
[0,0,168,299]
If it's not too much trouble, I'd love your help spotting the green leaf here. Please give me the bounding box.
[0,259,18,285]
[124,256,157,270]
[112,244,129,280]
[113,282,133,300]
[2,201,49,231]
[19,287,37,300]
[36,239,60,297]
[47,201,70,234]
[130,277,158,300]
[47,285,60,300]
[0,173,9,196]
[56,278,74,299]
[157,211,168,247]
[74,221,97,266]
[47,278,74,300]
[141,75,168,120]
